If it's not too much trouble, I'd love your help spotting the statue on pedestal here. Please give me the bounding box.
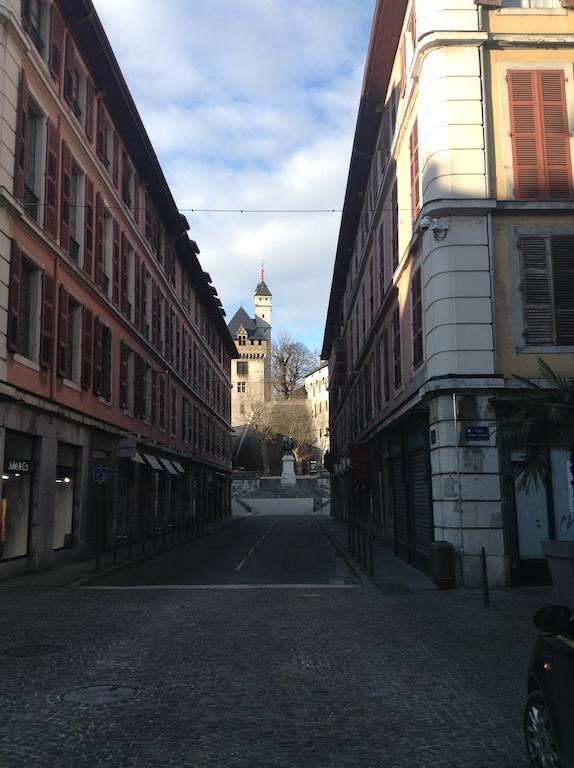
[282,436,294,455]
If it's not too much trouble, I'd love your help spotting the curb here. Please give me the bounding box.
[314,515,371,588]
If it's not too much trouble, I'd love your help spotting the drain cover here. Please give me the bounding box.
[4,644,62,658]
[61,685,137,705]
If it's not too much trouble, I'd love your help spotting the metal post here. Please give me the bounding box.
[481,546,490,607]
[112,529,118,565]
[128,527,133,560]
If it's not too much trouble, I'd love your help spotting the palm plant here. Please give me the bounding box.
[499,359,574,492]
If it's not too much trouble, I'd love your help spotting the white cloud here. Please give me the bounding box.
[93,0,375,350]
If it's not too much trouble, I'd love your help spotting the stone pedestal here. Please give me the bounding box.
[280,454,296,487]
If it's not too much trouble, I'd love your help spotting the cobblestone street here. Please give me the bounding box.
[0,513,546,767]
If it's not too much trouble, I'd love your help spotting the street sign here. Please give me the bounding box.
[464,426,490,441]
[117,438,137,458]
[93,466,108,484]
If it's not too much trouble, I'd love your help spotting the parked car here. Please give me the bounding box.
[525,605,574,768]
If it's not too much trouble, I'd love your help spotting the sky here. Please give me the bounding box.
[93,0,376,353]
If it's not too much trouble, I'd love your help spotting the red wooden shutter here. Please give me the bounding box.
[400,36,406,97]
[393,305,402,390]
[176,319,181,373]
[85,78,95,141]
[94,193,104,288]
[14,69,28,203]
[40,272,55,368]
[551,236,574,345]
[134,254,141,330]
[112,133,119,188]
[119,341,127,408]
[120,233,128,314]
[151,281,158,347]
[141,266,148,335]
[165,302,171,361]
[63,32,75,105]
[519,236,554,345]
[60,140,72,252]
[409,119,420,225]
[44,118,59,239]
[96,100,105,160]
[391,180,399,271]
[508,70,573,200]
[21,0,31,31]
[133,174,140,224]
[49,3,64,81]
[57,284,68,377]
[112,219,120,306]
[151,370,157,424]
[135,355,145,416]
[411,268,423,368]
[508,71,542,199]
[81,307,93,389]
[121,151,129,203]
[93,318,102,394]
[539,71,573,200]
[84,177,94,278]
[7,240,22,352]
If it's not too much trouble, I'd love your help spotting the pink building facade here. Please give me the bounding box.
[0,0,236,577]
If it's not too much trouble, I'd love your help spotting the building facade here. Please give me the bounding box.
[322,0,574,587]
[228,272,272,427]
[304,363,330,462]
[0,0,236,578]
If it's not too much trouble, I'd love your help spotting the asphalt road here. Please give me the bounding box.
[91,512,358,587]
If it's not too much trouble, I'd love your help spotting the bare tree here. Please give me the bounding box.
[272,332,316,399]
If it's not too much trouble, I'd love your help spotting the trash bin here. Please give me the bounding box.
[429,541,455,588]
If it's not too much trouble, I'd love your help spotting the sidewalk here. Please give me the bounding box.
[0,501,250,589]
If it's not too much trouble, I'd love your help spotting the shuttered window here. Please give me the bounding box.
[49,2,64,81]
[411,268,423,368]
[84,177,94,277]
[519,235,574,345]
[81,307,93,389]
[44,118,59,239]
[391,180,399,271]
[508,70,573,200]
[392,305,402,390]
[40,272,55,369]
[409,120,420,225]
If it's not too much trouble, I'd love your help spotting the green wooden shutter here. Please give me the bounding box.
[551,236,574,345]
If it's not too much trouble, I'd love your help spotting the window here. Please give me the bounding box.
[121,152,137,215]
[96,102,118,183]
[502,0,559,7]
[29,0,48,57]
[62,293,81,383]
[411,268,423,369]
[410,120,420,226]
[519,235,574,345]
[171,387,177,436]
[9,252,41,361]
[93,320,112,400]
[237,382,246,393]
[237,361,248,375]
[23,97,44,222]
[102,210,113,297]
[507,69,573,200]
[392,306,402,390]
[158,375,166,429]
[238,334,247,346]
[68,162,84,263]
[391,180,399,271]
[119,343,135,413]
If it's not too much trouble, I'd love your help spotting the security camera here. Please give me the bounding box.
[418,216,434,232]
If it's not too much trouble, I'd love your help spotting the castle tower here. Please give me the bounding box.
[254,265,272,339]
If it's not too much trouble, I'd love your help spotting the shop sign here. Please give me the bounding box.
[93,466,108,484]
[4,459,32,474]
[117,438,137,458]
[464,426,490,441]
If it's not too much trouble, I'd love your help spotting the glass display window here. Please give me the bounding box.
[1,433,33,561]
[53,444,77,550]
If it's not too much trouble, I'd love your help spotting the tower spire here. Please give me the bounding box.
[260,262,265,283]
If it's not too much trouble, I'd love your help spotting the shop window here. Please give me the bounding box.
[53,444,76,549]
[1,433,33,561]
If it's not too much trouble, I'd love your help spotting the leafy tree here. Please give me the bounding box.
[272,332,316,400]
[499,359,574,491]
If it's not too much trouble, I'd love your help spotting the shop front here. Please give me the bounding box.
[1,432,34,563]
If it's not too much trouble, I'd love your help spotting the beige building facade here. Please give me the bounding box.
[228,274,272,427]
[323,0,574,588]
[304,364,330,461]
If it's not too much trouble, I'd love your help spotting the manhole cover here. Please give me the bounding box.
[4,644,63,658]
[61,685,137,705]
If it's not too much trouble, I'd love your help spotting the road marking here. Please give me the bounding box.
[233,517,279,572]
[84,583,360,590]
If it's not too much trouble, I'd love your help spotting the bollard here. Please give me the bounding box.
[481,546,490,607]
